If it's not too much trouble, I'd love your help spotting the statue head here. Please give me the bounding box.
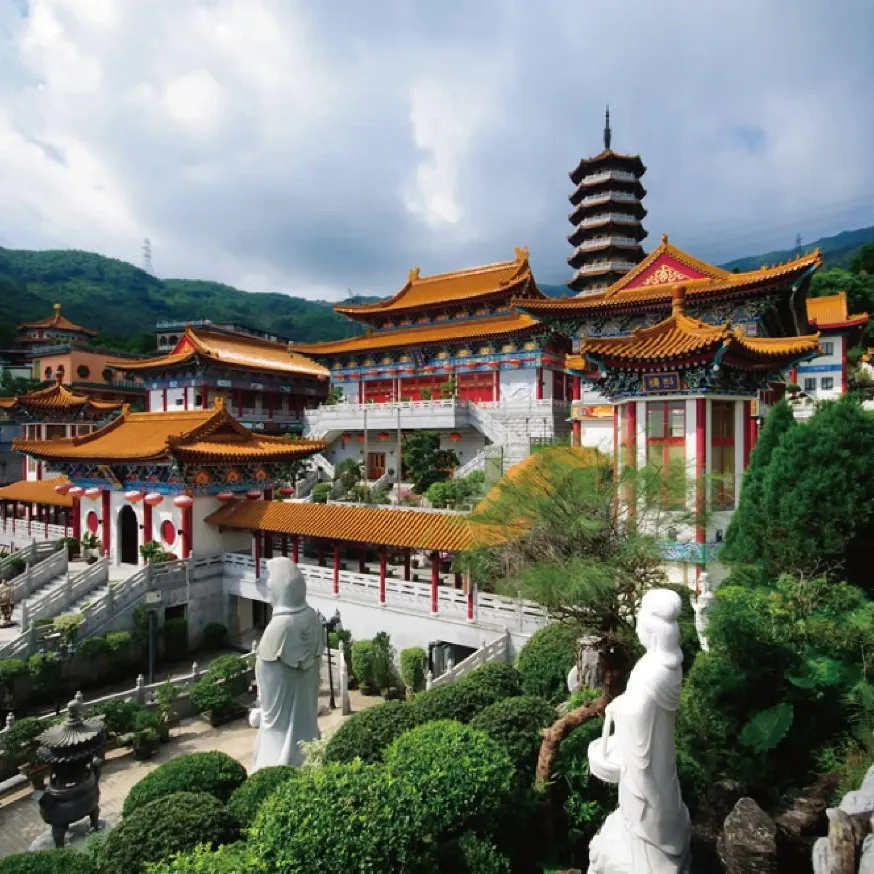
[266,557,307,612]
[637,588,683,669]
[698,572,713,594]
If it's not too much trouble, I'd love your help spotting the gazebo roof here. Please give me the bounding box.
[0,374,123,415]
[19,303,96,336]
[0,476,73,507]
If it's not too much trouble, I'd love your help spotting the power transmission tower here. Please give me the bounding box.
[142,238,153,275]
[795,233,802,254]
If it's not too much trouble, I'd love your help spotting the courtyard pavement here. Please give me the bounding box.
[0,688,380,857]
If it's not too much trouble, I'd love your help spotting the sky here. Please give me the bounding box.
[0,0,872,300]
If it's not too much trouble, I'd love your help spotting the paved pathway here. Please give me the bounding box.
[0,689,380,857]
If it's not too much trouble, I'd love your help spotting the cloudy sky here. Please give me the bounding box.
[0,0,872,300]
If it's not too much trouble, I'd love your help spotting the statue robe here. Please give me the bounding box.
[251,604,324,771]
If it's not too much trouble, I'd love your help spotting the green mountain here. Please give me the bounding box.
[0,247,374,353]
[537,225,874,297]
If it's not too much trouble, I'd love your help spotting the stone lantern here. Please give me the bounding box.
[36,691,106,848]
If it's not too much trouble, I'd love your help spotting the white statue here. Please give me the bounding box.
[249,557,324,771]
[691,572,716,652]
[587,588,691,874]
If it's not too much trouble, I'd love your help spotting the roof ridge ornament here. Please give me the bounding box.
[671,285,686,317]
[408,267,420,283]
[515,246,529,262]
[214,395,226,410]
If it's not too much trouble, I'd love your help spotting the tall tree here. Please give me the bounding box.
[721,399,796,569]
[402,431,458,493]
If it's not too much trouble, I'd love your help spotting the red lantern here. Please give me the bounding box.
[449,432,462,442]
[508,358,521,367]
[357,433,365,442]
[68,486,85,498]
[246,490,263,500]
[488,362,500,369]
[377,431,390,441]
[125,490,144,503]
[84,487,101,501]
[54,482,71,496]
[278,485,295,497]
[144,493,164,507]
[217,491,235,502]
[173,495,194,509]
[342,432,352,441]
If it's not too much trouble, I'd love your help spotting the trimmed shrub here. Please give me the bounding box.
[189,655,248,719]
[458,662,522,701]
[323,699,419,765]
[311,483,331,503]
[89,699,143,737]
[350,640,376,694]
[0,715,49,768]
[201,622,228,650]
[0,657,28,687]
[100,792,239,874]
[516,623,579,704]
[408,678,496,725]
[471,695,557,783]
[161,618,189,661]
[0,849,97,874]
[142,842,259,874]
[439,832,511,874]
[384,720,515,835]
[371,631,394,691]
[77,636,110,662]
[251,761,419,874]
[227,765,297,829]
[122,751,247,817]
[399,647,428,696]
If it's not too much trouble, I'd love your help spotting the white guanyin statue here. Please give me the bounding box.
[587,588,691,874]
[691,572,716,653]
[249,557,324,771]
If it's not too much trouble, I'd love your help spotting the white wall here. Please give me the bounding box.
[581,419,614,454]
[499,368,536,402]
[795,334,844,401]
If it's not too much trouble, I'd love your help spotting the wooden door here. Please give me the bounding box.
[367,452,386,479]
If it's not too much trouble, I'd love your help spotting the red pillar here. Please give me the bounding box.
[181,506,193,559]
[379,547,387,604]
[72,497,81,540]
[263,487,273,501]
[254,531,262,578]
[467,577,474,621]
[696,398,707,546]
[317,541,326,567]
[202,386,209,409]
[748,406,759,456]
[101,489,111,557]
[742,400,753,471]
[359,548,366,574]
[162,388,168,411]
[535,367,543,401]
[613,405,620,476]
[572,375,582,447]
[431,551,440,614]
[292,534,299,563]
[183,387,189,410]
[403,549,411,581]
[454,572,462,590]
[145,392,151,412]
[236,389,243,418]
[333,544,341,596]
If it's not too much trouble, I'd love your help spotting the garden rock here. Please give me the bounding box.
[776,772,839,867]
[717,797,779,874]
[690,779,745,872]
[839,764,874,817]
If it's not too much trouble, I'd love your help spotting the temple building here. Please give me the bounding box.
[293,248,573,476]
[18,304,97,349]
[11,400,325,567]
[568,108,648,296]
[109,324,330,435]
[568,284,820,584]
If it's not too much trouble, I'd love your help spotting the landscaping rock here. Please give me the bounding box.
[691,779,745,873]
[840,764,874,817]
[717,797,779,874]
[776,772,839,868]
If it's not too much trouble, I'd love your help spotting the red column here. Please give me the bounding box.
[202,386,209,409]
[696,398,707,547]
[263,487,273,501]
[431,551,440,614]
[183,387,189,410]
[379,547,387,604]
[292,534,299,563]
[613,405,620,477]
[182,506,193,559]
[359,548,366,574]
[101,489,111,557]
[467,577,474,621]
[146,392,151,412]
[64,509,69,538]
[403,549,411,581]
[236,389,243,418]
[143,500,153,546]
[254,531,262,578]
[162,388,168,411]
[535,368,543,401]
[333,544,341,596]
[318,541,326,567]
[742,400,753,471]
[454,572,462,590]
[281,535,288,556]
[72,498,81,540]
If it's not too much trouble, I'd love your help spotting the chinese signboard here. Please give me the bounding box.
[642,372,681,393]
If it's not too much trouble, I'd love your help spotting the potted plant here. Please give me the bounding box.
[120,709,165,760]
[786,382,801,399]
[155,678,181,730]
[0,716,50,789]
[54,537,81,561]
[81,533,100,564]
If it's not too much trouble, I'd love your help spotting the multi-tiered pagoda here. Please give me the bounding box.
[568,108,648,296]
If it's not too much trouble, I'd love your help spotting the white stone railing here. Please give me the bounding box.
[0,540,56,578]
[572,236,640,255]
[456,450,486,478]
[573,169,639,188]
[222,555,547,633]
[576,190,640,208]
[311,453,335,480]
[465,402,508,445]
[23,557,109,629]
[428,630,510,688]
[573,212,642,229]
[574,260,638,276]
[8,546,68,603]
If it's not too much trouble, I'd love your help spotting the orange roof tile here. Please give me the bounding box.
[334,248,545,318]
[582,287,820,365]
[19,304,96,335]
[206,500,475,552]
[518,235,822,315]
[0,375,124,415]
[0,476,73,507]
[13,400,326,464]
[109,325,328,378]
[806,292,868,329]
[291,312,543,356]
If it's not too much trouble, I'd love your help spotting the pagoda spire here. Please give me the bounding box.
[604,105,611,151]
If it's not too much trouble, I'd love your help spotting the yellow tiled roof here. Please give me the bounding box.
[19,304,96,335]
[206,500,475,552]
[13,400,326,464]
[582,289,820,364]
[291,312,542,356]
[0,476,73,507]
[109,326,329,378]
[334,248,545,317]
[0,376,123,414]
[806,292,868,329]
[517,235,822,315]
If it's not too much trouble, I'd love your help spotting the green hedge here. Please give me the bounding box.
[323,699,419,765]
[459,662,522,701]
[161,619,189,661]
[399,647,428,696]
[200,623,228,650]
[0,849,97,874]
[383,720,515,835]
[100,792,240,874]
[350,640,376,694]
[516,623,579,704]
[141,842,259,874]
[122,751,247,818]
[227,766,297,829]
[408,678,496,725]
[438,832,511,874]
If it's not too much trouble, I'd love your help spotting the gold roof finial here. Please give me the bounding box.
[53,303,62,314]
[661,233,669,245]
[515,246,529,262]
[408,267,420,283]
[214,395,226,410]
[121,403,131,417]
[54,371,63,386]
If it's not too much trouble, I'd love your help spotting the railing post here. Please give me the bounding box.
[338,641,350,715]
[30,538,36,564]
[106,580,114,612]
[189,661,201,694]
[23,562,31,599]
[135,674,146,705]
[65,572,73,610]
[20,600,29,632]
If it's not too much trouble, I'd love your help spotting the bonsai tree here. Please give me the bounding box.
[189,655,249,727]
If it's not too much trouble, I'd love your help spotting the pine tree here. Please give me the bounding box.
[721,399,796,567]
